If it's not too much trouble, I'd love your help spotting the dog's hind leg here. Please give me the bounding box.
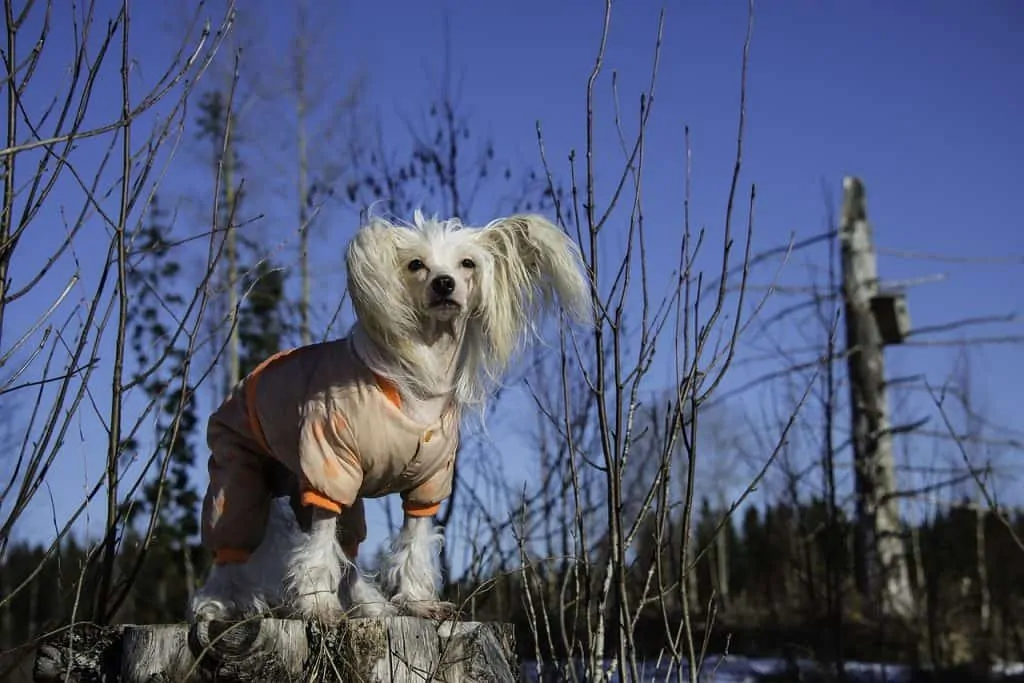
[189,498,297,622]
[387,515,455,619]
[284,506,345,622]
[189,563,254,622]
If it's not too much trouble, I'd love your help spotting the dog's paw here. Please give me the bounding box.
[285,557,345,624]
[286,565,345,623]
[188,594,236,623]
[348,599,399,618]
[344,574,397,618]
[189,590,270,622]
[288,590,345,624]
[189,565,248,623]
[393,598,457,621]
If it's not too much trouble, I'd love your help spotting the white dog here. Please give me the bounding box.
[188,211,590,623]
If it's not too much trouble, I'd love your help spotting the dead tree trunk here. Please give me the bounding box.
[33,617,517,683]
[839,176,914,620]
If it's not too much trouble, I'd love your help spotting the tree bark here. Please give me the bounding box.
[839,176,914,620]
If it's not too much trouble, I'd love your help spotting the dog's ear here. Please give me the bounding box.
[345,219,418,343]
[477,214,591,324]
[463,214,591,382]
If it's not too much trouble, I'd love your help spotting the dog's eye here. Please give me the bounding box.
[460,258,476,269]
[407,259,426,272]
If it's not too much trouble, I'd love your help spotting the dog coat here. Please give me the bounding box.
[200,336,460,565]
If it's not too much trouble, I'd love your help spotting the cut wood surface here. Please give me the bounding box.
[33,616,517,682]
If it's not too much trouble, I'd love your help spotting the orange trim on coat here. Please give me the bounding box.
[375,375,402,409]
[214,548,252,565]
[403,500,441,518]
[244,348,299,454]
[301,489,343,514]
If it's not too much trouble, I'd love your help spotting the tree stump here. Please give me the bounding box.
[33,617,517,682]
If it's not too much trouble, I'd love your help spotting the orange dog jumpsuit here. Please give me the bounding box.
[200,337,459,565]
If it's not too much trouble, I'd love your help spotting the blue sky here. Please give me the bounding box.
[4,0,1022,563]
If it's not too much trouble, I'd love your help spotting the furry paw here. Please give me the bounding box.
[285,562,345,623]
[344,573,397,618]
[393,598,457,621]
[348,577,403,618]
[189,589,270,622]
[189,594,236,623]
[189,564,259,623]
[287,589,345,624]
[348,599,399,618]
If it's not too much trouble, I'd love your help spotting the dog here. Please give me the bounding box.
[188,211,590,623]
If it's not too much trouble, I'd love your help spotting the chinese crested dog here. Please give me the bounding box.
[188,211,590,623]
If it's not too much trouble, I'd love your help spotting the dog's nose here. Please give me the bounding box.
[431,275,456,296]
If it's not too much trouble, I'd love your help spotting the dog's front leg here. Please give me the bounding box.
[340,561,396,618]
[284,506,345,622]
[387,515,455,619]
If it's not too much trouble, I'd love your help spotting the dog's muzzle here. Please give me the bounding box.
[431,275,455,297]
[428,275,461,310]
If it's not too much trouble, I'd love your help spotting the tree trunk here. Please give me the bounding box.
[33,617,517,682]
[839,176,914,620]
[976,503,992,660]
[911,523,934,668]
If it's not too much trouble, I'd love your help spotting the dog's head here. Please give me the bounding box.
[398,218,485,324]
[345,212,487,332]
[346,211,591,403]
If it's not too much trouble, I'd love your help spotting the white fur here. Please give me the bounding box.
[346,211,591,414]
[386,516,450,617]
[189,211,590,623]
[342,562,397,618]
[282,506,345,620]
[188,497,296,621]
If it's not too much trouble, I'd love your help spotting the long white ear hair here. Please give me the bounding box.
[465,214,591,402]
[345,217,419,352]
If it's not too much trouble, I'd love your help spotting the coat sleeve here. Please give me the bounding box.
[296,404,363,512]
[400,433,458,518]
